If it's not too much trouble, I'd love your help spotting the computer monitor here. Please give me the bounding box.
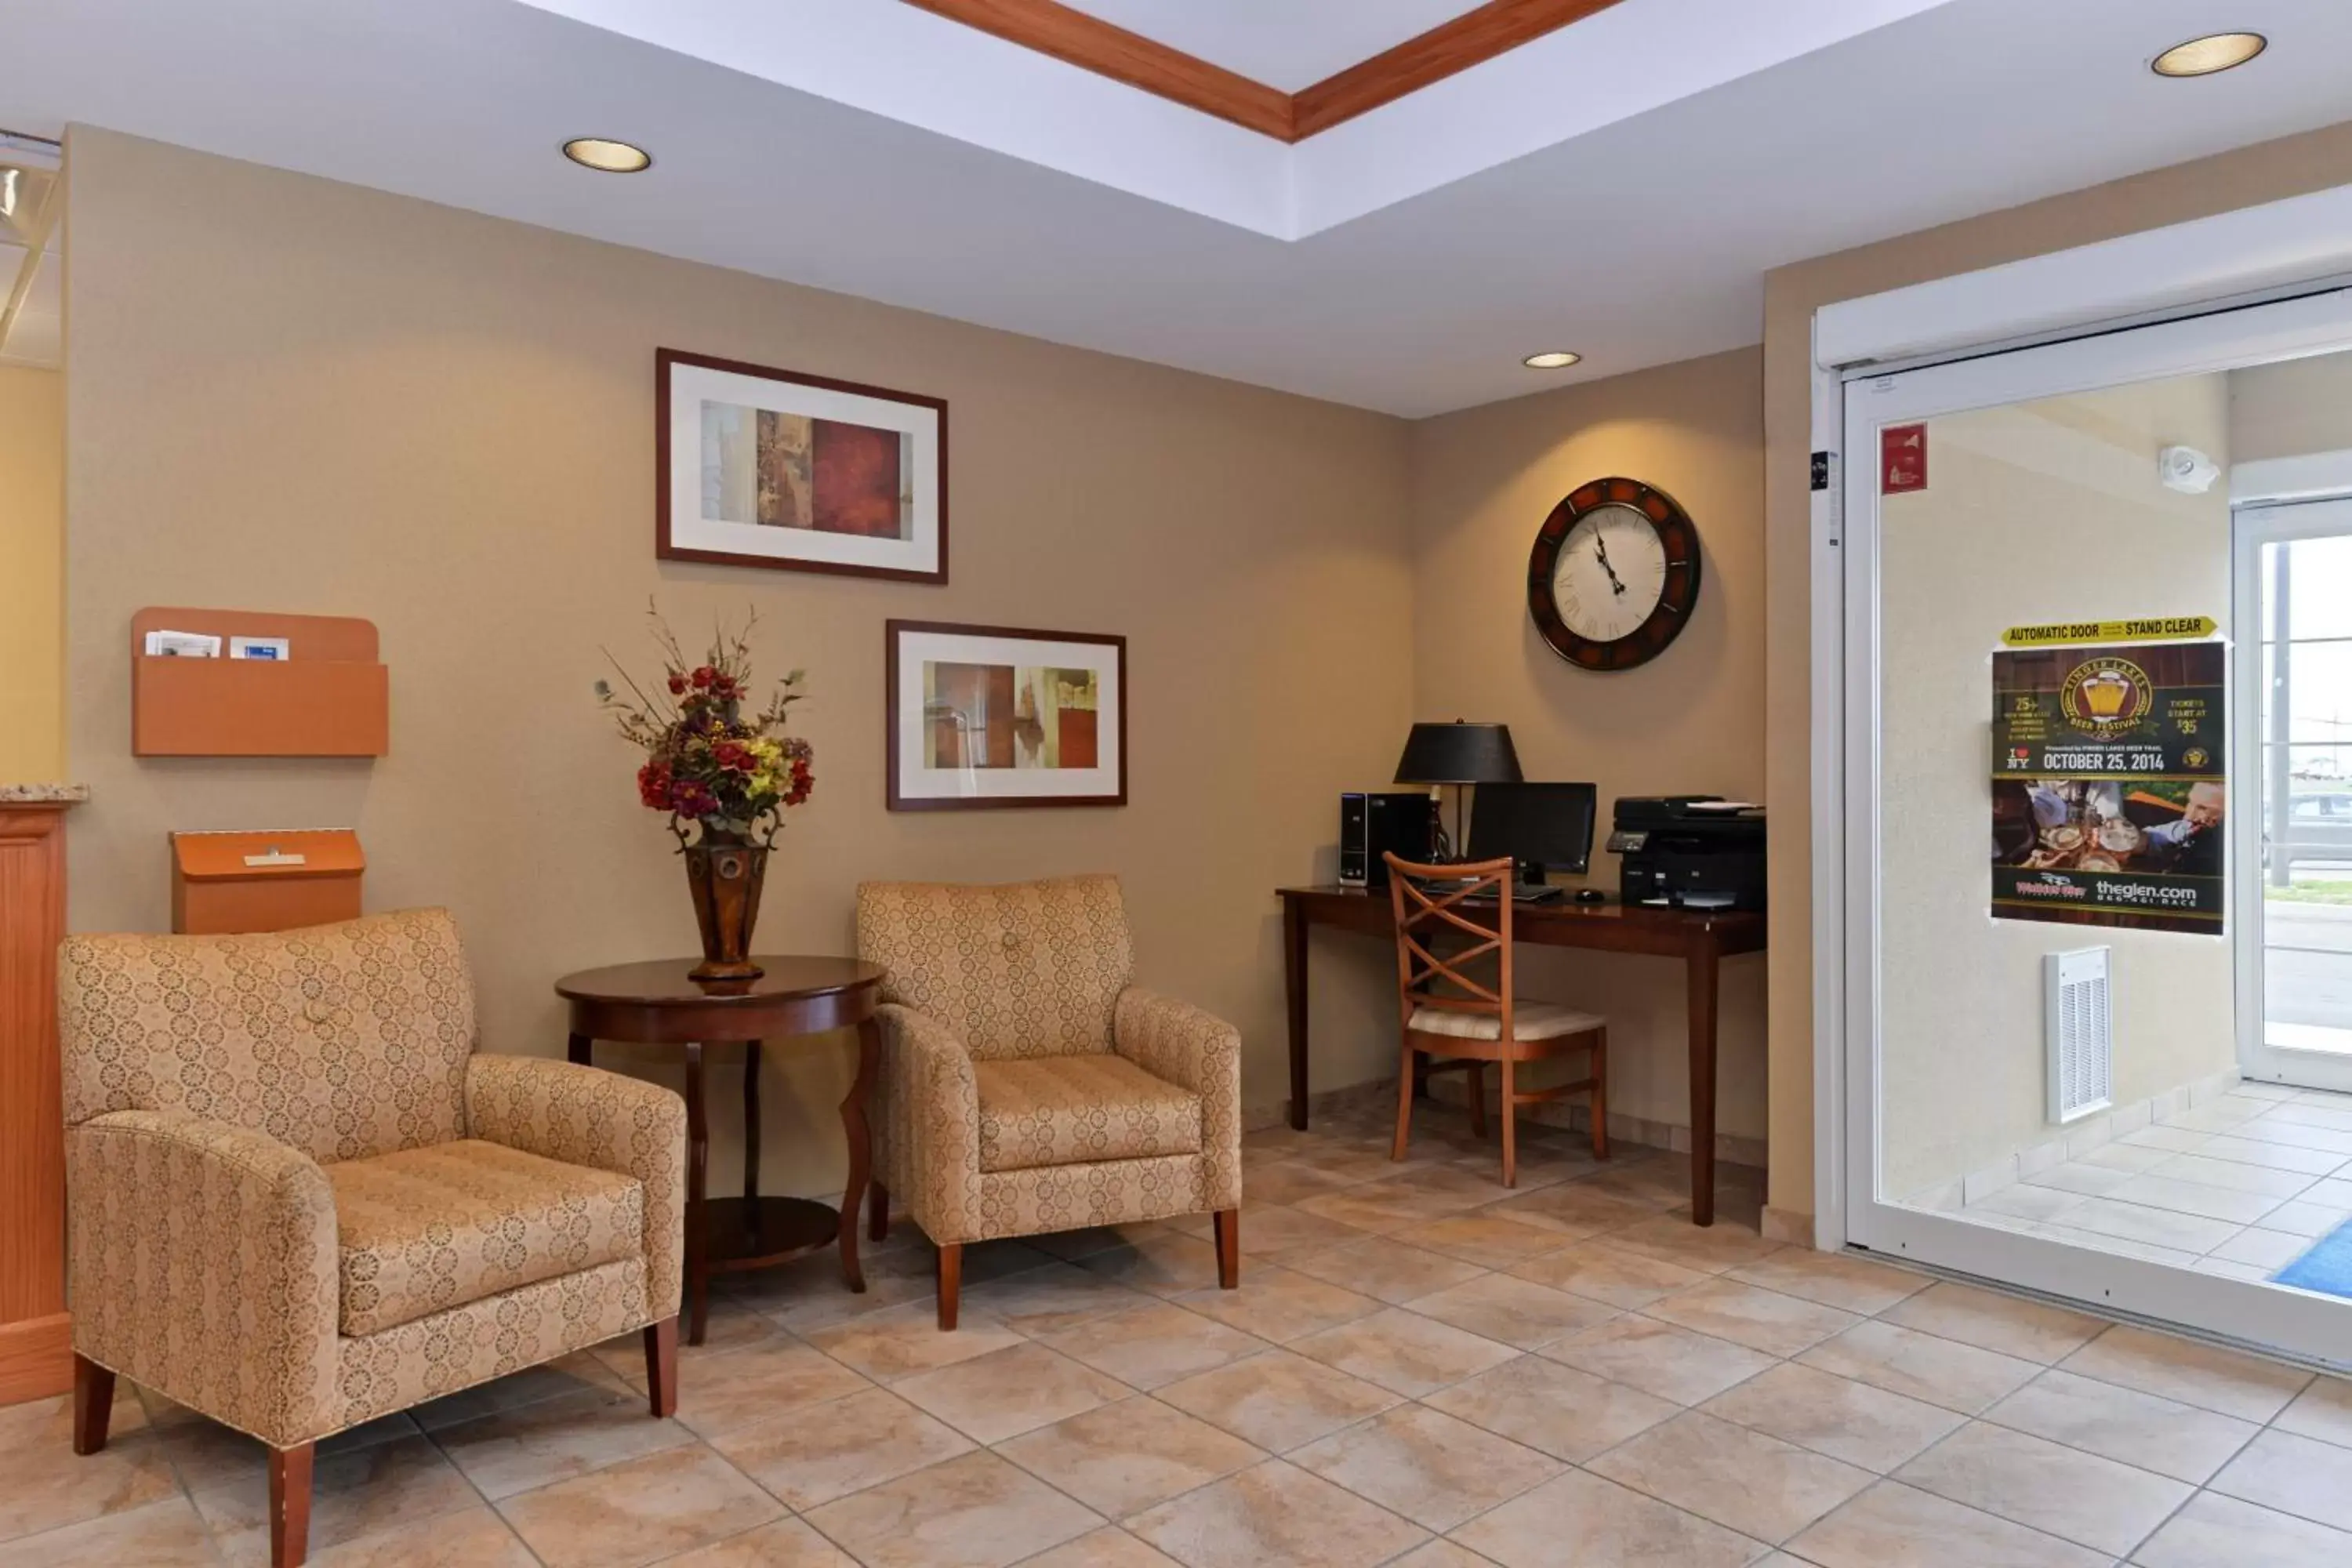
[1467,782,1597,880]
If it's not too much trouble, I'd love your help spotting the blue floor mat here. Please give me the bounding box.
[2274,1217,2352,1300]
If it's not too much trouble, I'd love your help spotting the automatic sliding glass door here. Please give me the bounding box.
[1839,288,2352,1367]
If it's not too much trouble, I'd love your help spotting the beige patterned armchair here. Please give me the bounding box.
[57,909,684,1568]
[856,875,1243,1328]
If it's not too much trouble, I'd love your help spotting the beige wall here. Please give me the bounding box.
[63,110,2352,1216]
[1763,120,2352,1222]
[1877,378,2235,1199]
[2231,350,2352,465]
[0,364,64,781]
[1409,350,1769,1145]
[62,128,1414,1198]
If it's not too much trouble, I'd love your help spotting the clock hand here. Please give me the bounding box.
[1592,533,1627,596]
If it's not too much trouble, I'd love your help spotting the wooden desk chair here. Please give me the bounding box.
[1385,854,1608,1186]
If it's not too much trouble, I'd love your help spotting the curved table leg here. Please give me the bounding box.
[838,1017,878,1293]
[683,1040,710,1345]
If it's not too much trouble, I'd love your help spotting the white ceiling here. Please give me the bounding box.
[7,0,2352,415]
[518,0,1960,238]
[1054,0,1490,91]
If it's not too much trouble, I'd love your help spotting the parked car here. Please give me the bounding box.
[2275,791,2352,877]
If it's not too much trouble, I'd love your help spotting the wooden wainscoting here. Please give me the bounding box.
[0,799,74,1404]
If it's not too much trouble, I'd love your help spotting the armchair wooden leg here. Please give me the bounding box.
[1213,1209,1240,1290]
[71,1355,114,1456]
[268,1442,314,1568]
[869,1181,890,1243]
[938,1243,962,1331]
[644,1316,679,1419]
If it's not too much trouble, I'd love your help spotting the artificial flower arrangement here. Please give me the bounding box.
[595,605,813,848]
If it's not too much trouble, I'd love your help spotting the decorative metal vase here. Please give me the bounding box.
[682,837,768,984]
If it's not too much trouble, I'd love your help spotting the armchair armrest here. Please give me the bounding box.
[874,1003,982,1243]
[466,1054,687,1323]
[67,1110,339,1448]
[1114,988,1242,1211]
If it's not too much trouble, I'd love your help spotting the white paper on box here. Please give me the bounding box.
[144,630,222,658]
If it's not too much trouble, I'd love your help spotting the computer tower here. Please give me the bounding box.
[1341,792,1438,889]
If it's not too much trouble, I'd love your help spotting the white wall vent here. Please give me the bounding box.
[2045,946,2114,1124]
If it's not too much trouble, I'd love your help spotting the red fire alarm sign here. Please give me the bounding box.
[1882,423,1927,495]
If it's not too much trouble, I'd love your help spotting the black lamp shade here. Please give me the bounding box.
[1394,721,1523,785]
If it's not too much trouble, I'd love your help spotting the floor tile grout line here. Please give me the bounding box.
[45,1109,2347,1568]
[646,1258,2289,1538]
[411,1404,556,1568]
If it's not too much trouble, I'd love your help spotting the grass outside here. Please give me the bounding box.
[2269,880,2352,906]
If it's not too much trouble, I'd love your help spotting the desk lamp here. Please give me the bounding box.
[1394,720,1522,862]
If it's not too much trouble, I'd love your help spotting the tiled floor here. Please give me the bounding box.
[6,1102,2352,1566]
[1955,1083,2352,1286]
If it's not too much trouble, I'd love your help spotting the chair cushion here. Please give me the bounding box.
[975,1054,1202,1174]
[1408,1001,1606,1043]
[326,1139,644,1337]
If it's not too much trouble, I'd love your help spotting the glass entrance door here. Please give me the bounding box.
[1835,287,2352,1367]
[2239,498,2352,1093]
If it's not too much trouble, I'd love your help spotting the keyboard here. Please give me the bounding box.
[1508,884,1565,903]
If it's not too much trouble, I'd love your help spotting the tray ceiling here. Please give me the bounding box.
[1055,1,1493,92]
[9,0,2351,414]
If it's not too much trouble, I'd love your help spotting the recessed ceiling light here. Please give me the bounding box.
[562,137,652,173]
[2151,32,2267,78]
[1523,350,1582,369]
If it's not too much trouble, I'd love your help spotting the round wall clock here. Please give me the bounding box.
[1526,477,1701,671]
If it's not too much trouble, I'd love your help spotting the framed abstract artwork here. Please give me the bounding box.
[656,348,947,583]
[886,620,1127,810]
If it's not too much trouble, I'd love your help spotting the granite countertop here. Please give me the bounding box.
[0,783,91,804]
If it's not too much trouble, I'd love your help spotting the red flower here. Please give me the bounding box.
[711,674,740,699]
[691,666,713,690]
[783,755,813,806]
[636,760,673,811]
[666,673,687,695]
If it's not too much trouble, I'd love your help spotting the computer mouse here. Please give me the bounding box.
[1574,888,1608,905]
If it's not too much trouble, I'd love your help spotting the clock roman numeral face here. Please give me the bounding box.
[1552,504,1667,643]
[1526,479,1701,671]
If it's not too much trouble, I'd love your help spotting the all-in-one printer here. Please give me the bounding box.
[1607,797,1766,911]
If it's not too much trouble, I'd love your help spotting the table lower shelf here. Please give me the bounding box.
[701,1196,844,1273]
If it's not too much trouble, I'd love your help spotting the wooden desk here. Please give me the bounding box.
[556,956,885,1345]
[1276,886,1765,1226]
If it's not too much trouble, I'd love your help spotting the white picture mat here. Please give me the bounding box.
[895,629,1122,801]
[667,360,940,572]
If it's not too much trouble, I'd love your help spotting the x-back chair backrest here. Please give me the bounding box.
[1384,854,1515,1040]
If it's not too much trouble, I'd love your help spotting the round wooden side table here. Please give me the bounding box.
[555,956,886,1345]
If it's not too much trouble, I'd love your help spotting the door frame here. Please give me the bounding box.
[2234,495,2352,1093]
[1831,287,2352,1368]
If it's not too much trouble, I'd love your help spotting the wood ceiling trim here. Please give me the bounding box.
[898,0,1297,140]
[1293,0,1630,138]
[901,0,1631,143]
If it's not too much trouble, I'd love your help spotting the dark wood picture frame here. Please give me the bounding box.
[886,619,1128,811]
[655,347,949,584]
